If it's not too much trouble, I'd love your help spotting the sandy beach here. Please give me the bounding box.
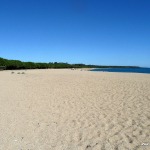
[0,69,150,150]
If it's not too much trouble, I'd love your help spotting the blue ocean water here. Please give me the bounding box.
[91,68,150,74]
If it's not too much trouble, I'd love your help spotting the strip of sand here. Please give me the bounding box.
[0,69,150,150]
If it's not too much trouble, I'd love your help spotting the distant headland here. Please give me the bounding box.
[0,57,140,70]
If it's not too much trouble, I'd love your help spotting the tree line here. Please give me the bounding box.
[0,57,139,70]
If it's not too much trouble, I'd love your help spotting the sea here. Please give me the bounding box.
[91,68,150,74]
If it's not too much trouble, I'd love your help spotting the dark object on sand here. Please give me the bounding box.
[0,66,6,71]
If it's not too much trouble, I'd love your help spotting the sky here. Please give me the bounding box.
[0,0,150,67]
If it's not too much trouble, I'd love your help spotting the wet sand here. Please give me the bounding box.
[0,69,150,150]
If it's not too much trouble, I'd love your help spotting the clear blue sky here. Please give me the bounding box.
[0,0,150,67]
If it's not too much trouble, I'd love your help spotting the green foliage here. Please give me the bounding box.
[0,57,140,70]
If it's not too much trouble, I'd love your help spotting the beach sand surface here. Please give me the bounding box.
[0,69,150,150]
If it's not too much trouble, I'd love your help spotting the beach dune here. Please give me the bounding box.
[0,69,150,150]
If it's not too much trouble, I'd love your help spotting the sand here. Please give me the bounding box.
[0,69,150,150]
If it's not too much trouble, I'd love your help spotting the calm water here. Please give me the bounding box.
[91,68,150,74]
